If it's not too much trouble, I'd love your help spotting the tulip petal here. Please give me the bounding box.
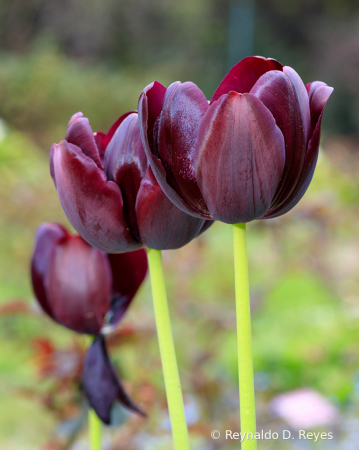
[93,132,106,162]
[136,167,206,249]
[45,236,112,334]
[139,82,209,219]
[105,249,148,329]
[195,92,285,223]
[306,82,334,135]
[157,82,210,216]
[102,111,136,151]
[66,113,103,169]
[211,56,283,103]
[263,84,333,219]
[251,69,308,207]
[282,67,311,146]
[105,113,147,242]
[50,141,140,253]
[140,81,167,157]
[31,223,68,319]
[83,335,145,424]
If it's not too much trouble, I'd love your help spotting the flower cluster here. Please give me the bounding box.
[32,55,333,428]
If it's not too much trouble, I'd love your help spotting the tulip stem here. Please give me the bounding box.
[233,223,257,450]
[89,408,102,450]
[146,248,190,450]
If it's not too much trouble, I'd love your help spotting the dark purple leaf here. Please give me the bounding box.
[83,336,145,425]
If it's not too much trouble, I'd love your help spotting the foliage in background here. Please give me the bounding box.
[1,0,359,134]
[1,120,359,448]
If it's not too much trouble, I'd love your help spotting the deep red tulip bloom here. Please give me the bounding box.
[31,222,147,423]
[50,112,210,254]
[138,56,333,224]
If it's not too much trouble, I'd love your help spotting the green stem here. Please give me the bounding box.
[233,224,257,450]
[89,408,102,450]
[146,248,190,450]
[89,335,102,450]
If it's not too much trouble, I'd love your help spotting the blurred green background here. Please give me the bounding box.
[1,0,359,449]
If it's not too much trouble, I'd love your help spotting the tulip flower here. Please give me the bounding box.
[50,111,210,254]
[138,56,333,224]
[138,56,333,450]
[31,222,147,424]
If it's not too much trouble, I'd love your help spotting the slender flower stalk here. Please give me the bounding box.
[146,248,190,450]
[89,334,102,450]
[89,408,102,450]
[233,224,256,450]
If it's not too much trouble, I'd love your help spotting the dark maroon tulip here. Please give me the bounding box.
[50,111,210,254]
[31,222,147,334]
[83,335,145,424]
[31,222,148,422]
[138,56,333,224]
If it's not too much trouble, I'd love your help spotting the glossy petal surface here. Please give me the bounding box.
[282,67,311,147]
[139,81,167,158]
[158,82,210,215]
[31,223,68,319]
[83,336,145,424]
[306,82,334,134]
[136,168,206,249]
[93,132,106,162]
[105,113,147,242]
[139,82,208,219]
[251,68,310,207]
[50,141,139,253]
[264,84,333,218]
[211,56,283,103]
[46,236,112,334]
[195,92,285,223]
[66,113,103,169]
[106,249,148,329]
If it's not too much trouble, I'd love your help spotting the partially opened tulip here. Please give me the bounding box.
[138,56,333,224]
[50,111,210,253]
[31,222,148,426]
[138,56,333,450]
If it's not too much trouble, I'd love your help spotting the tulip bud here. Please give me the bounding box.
[31,223,148,422]
[31,223,148,334]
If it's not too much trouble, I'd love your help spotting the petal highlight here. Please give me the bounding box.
[139,82,209,219]
[158,82,210,216]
